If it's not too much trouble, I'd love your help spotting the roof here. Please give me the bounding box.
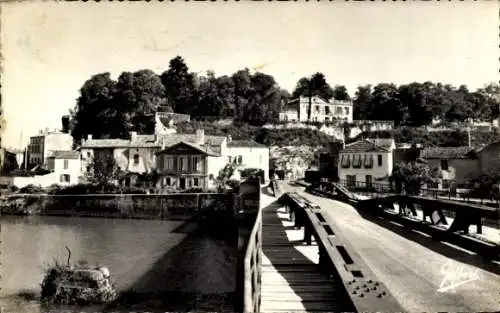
[420,146,476,159]
[81,133,226,149]
[228,140,268,148]
[48,150,80,159]
[341,139,392,153]
[157,141,220,157]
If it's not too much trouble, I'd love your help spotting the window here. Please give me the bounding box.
[192,156,200,172]
[63,160,69,170]
[60,174,70,183]
[179,157,187,171]
[336,107,342,115]
[352,155,362,168]
[315,105,320,112]
[325,117,330,123]
[325,106,330,115]
[166,177,171,186]
[193,178,199,186]
[344,107,350,115]
[209,174,214,180]
[133,154,140,165]
[228,156,232,163]
[164,157,174,170]
[377,155,383,166]
[238,155,243,164]
[340,154,351,168]
[87,152,91,158]
[363,155,373,168]
[441,160,449,171]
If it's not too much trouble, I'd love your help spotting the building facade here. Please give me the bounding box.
[338,139,395,187]
[28,131,73,168]
[156,140,218,190]
[419,147,479,188]
[279,96,353,124]
[46,151,81,186]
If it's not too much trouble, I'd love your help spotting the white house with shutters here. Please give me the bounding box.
[338,139,396,187]
[279,96,353,123]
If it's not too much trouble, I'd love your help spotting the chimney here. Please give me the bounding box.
[196,129,205,145]
[87,134,93,140]
[130,131,137,141]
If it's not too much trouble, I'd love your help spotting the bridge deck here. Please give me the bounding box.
[260,198,354,312]
[280,183,500,312]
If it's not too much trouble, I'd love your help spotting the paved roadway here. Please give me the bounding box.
[279,183,500,313]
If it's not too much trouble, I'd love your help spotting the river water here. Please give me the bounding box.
[0,215,237,312]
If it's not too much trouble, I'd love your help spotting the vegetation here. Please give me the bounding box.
[350,128,498,147]
[390,159,440,195]
[353,82,500,127]
[176,120,332,147]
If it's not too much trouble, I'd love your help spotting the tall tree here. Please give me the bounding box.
[370,83,406,126]
[70,73,127,142]
[398,82,434,126]
[195,71,236,118]
[353,85,373,120]
[332,85,351,101]
[160,56,196,115]
[292,73,334,101]
[114,69,166,134]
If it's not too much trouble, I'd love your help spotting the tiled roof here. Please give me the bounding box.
[81,133,226,149]
[341,139,391,153]
[48,150,80,159]
[157,141,220,157]
[228,140,268,148]
[420,146,476,159]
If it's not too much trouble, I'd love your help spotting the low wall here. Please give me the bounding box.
[1,193,235,220]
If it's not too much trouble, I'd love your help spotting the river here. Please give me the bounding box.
[0,215,237,312]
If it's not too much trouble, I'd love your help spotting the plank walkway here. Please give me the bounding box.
[260,199,354,312]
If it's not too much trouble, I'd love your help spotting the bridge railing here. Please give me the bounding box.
[337,179,500,207]
[279,192,404,313]
[307,181,500,258]
[242,203,262,313]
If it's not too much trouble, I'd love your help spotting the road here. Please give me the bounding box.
[279,183,500,313]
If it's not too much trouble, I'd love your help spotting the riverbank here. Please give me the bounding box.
[0,192,234,221]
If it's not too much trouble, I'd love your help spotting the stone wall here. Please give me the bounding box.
[2,193,234,220]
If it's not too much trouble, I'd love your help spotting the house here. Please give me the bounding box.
[46,150,81,185]
[419,146,479,188]
[155,130,271,190]
[225,136,270,182]
[471,141,500,177]
[0,150,81,189]
[28,130,73,168]
[81,111,271,189]
[279,96,353,124]
[155,132,220,190]
[338,138,396,187]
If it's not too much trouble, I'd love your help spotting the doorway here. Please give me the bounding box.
[179,177,186,189]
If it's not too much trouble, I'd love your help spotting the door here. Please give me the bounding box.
[365,175,373,189]
[179,177,186,190]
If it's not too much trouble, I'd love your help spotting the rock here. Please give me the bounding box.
[41,265,117,305]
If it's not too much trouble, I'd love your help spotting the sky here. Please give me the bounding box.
[1,1,499,149]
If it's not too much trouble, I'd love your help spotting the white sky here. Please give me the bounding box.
[1,1,498,148]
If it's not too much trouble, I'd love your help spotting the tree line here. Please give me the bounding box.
[63,55,500,141]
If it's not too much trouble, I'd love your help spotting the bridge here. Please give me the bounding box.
[236,179,500,313]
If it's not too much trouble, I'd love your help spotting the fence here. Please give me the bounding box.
[337,179,500,208]
[242,203,262,313]
[1,192,234,219]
